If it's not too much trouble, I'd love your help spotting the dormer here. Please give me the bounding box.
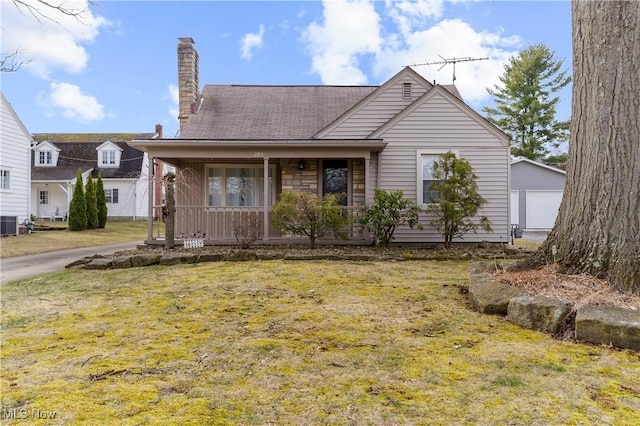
[96,141,123,168]
[33,141,60,167]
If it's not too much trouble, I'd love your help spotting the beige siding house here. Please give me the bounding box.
[131,37,511,246]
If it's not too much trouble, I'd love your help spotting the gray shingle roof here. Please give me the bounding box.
[180,85,378,139]
[31,134,151,181]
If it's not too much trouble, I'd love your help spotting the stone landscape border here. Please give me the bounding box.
[64,249,638,351]
[469,262,639,351]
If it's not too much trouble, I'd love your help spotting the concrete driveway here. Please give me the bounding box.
[521,230,550,243]
[0,241,141,285]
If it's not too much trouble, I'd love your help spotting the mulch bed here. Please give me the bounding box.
[493,264,640,310]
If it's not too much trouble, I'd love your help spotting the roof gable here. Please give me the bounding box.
[1,92,33,142]
[314,67,433,139]
[96,140,124,152]
[368,85,510,145]
[33,141,61,152]
[511,157,566,175]
[30,135,148,181]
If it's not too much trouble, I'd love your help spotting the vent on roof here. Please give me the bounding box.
[402,82,412,100]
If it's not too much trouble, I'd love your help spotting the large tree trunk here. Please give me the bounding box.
[517,1,640,294]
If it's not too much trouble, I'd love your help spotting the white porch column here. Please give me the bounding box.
[147,157,154,241]
[263,157,269,241]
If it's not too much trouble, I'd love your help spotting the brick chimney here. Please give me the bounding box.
[177,37,200,130]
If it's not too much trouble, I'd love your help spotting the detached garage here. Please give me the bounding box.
[511,158,566,230]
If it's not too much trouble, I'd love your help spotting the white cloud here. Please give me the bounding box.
[302,0,382,85]
[37,82,106,123]
[166,83,179,121]
[302,0,521,106]
[240,24,266,60]
[385,0,445,36]
[374,19,520,104]
[0,0,109,78]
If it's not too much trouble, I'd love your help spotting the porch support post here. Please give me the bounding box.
[263,157,269,241]
[364,156,370,205]
[147,156,154,241]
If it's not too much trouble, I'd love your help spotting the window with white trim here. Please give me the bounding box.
[418,150,459,204]
[39,151,52,165]
[105,188,119,204]
[39,190,49,205]
[0,170,9,189]
[101,150,116,166]
[207,165,274,207]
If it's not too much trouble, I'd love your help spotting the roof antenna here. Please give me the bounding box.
[408,55,489,83]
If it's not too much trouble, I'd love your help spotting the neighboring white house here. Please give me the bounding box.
[0,92,33,235]
[31,134,153,221]
[130,37,511,245]
[510,158,566,230]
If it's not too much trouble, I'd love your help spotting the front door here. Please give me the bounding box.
[38,188,50,219]
[322,159,348,206]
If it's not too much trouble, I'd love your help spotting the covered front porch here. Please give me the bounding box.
[129,139,386,246]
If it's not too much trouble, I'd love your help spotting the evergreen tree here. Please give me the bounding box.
[484,44,571,161]
[85,174,98,229]
[427,152,492,247]
[68,170,87,231]
[96,173,107,228]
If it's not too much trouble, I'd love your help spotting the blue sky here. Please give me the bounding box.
[1,0,572,140]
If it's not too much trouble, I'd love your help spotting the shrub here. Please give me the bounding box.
[233,216,262,249]
[85,174,98,229]
[359,189,423,247]
[96,173,107,228]
[427,151,492,247]
[68,169,87,231]
[271,192,349,248]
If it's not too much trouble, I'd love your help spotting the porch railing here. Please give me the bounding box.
[168,205,367,242]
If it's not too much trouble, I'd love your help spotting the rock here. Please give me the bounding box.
[468,279,528,315]
[228,250,257,261]
[65,257,94,269]
[507,295,573,335]
[256,252,284,260]
[160,252,197,265]
[283,254,342,261]
[84,258,113,270]
[575,305,640,350]
[342,254,377,261]
[130,253,162,267]
[111,257,133,269]
[196,253,227,263]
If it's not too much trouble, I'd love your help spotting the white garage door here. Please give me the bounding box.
[526,190,563,229]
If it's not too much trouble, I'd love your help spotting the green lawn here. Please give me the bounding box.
[1,260,638,425]
[0,221,149,258]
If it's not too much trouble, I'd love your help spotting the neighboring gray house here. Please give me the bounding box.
[0,92,33,235]
[31,134,152,221]
[510,158,566,230]
[131,37,511,245]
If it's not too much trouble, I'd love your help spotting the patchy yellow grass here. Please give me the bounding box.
[0,221,148,258]
[1,260,639,425]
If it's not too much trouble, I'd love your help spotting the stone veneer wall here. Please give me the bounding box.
[280,158,366,205]
[280,159,319,193]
